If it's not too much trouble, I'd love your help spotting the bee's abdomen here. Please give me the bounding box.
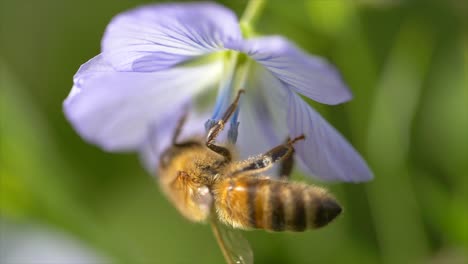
[215,176,342,232]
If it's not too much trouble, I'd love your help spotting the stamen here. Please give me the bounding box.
[228,121,239,144]
[227,102,241,144]
[210,80,232,122]
[207,50,249,144]
[204,118,218,133]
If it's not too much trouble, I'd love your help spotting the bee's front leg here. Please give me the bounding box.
[205,90,244,161]
[172,110,189,145]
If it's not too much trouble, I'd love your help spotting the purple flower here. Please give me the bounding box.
[64,2,372,182]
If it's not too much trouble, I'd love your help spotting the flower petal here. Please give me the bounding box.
[102,2,241,72]
[288,91,373,182]
[229,36,352,105]
[237,67,289,161]
[64,55,222,151]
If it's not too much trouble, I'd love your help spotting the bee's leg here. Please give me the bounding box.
[205,90,245,161]
[169,111,203,149]
[232,135,305,176]
[279,138,295,180]
[172,111,188,145]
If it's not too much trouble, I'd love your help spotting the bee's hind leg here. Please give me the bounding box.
[231,135,305,177]
[279,137,295,180]
[205,90,245,161]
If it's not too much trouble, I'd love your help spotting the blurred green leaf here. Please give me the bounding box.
[413,168,468,247]
[410,33,468,250]
[366,18,434,263]
[0,62,132,263]
[306,0,355,36]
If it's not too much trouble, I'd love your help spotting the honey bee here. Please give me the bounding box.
[158,90,342,264]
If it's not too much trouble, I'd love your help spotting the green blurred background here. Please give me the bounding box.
[1,0,467,263]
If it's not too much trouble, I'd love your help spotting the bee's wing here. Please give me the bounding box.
[210,218,253,264]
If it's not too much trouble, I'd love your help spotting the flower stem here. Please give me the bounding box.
[240,0,267,33]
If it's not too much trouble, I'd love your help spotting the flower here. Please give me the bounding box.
[64,2,373,182]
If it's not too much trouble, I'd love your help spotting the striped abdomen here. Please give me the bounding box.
[214,176,342,232]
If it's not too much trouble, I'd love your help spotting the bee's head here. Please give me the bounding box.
[159,141,203,169]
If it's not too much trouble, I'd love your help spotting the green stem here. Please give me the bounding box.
[233,56,252,92]
[240,0,267,36]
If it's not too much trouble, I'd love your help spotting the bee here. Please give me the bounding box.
[158,90,342,264]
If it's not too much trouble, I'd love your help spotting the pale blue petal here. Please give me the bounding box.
[102,2,241,71]
[236,66,371,181]
[287,91,373,182]
[64,55,222,151]
[237,67,289,165]
[209,76,233,121]
[229,36,352,105]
